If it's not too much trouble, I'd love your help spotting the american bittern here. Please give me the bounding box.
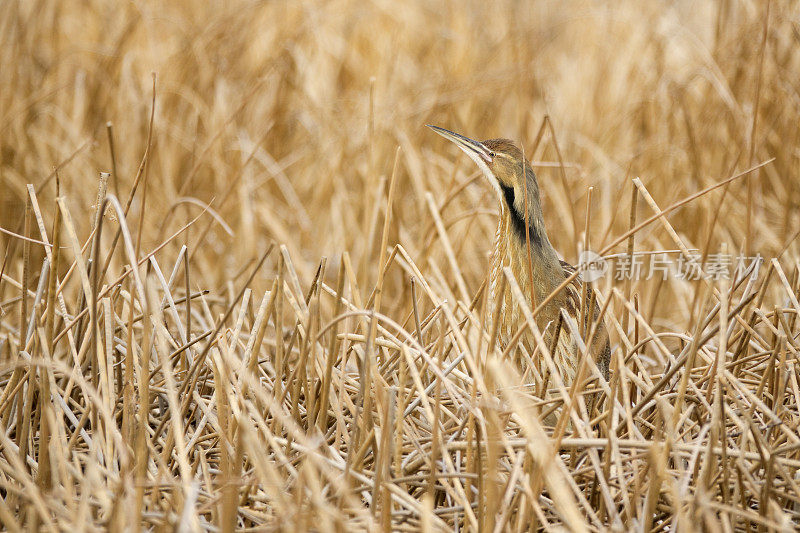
[428,125,610,386]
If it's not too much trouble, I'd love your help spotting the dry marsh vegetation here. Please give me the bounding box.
[1,0,800,530]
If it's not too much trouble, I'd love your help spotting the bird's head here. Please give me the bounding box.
[427,124,548,245]
[426,125,527,191]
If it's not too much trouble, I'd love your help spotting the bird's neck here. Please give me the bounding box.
[490,203,566,329]
[495,163,561,274]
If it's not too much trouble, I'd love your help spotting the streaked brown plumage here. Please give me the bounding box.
[428,125,610,386]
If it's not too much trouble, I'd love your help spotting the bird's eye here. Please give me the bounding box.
[488,151,496,158]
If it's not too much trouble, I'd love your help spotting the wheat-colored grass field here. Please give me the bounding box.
[1,0,799,530]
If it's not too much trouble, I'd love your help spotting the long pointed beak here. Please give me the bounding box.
[426,125,493,164]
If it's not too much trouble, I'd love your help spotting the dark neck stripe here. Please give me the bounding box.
[500,183,543,247]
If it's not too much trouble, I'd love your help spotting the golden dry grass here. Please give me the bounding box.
[1,0,799,530]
